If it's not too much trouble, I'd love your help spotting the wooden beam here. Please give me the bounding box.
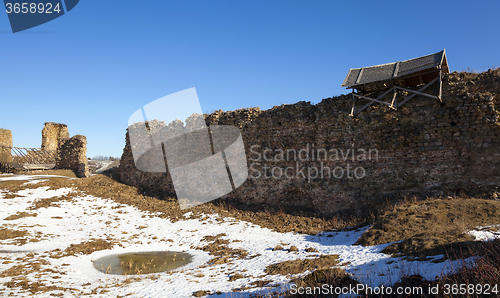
[354,94,393,106]
[395,85,439,100]
[355,68,364,85]
[397,76,439,107]
[354,87,396,114]
[392,62,400,78]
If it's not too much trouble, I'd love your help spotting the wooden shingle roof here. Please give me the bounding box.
[342,50,449,92]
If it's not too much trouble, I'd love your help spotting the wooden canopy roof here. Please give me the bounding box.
[342,50,449,92]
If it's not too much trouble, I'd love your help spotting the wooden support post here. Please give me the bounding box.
[390,87,397,109]
[350,88,355,116]
[438,70,443,102]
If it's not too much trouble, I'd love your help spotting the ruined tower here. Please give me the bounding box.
[41,122,70,151]
[0,128,13,164]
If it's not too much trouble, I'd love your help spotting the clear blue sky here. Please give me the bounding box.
[1,1,499,158]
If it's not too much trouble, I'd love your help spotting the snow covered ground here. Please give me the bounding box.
[0,174,496,297]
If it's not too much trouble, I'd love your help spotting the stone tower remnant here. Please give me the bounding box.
[41,122,70,151]
[55,135,90,178]
[0,129,13,164]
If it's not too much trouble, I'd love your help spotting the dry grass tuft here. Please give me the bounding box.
[196,233,248,265]
[434,239,500,293]
[50,238,115,258]
[362,240,500,297]
[1,191,22,199]
[0,228,27,240]
[265,255,338,276]
[272,244,283,251]
[28,194,77,210]
[3,277,76,295]
[291,268,358,297]
[0,252,76,295]
[192,290,211,297]
[4,212,37,220]
[228,273,245,281]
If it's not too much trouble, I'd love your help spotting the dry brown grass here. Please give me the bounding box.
[27,194,76,210]
[291,268,358,298]
[228,273,245,281]
[0,252,77,295]
[265,255,339,276]
[433,239,500,297]
[0,180,29,191]
[360,239,500,298]
[4,211,37,220]
[192,290,211,297]
[3,277,76,295]
[195,233,249,265]
[0,170,76,195]
[0,227,27,240]
[356,196,500,259]
[1,191,23,199]
[252,265,356,298]
[50,239,115,258]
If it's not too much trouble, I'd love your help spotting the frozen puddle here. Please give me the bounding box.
[93,251,193,275]
[0,175,484,297]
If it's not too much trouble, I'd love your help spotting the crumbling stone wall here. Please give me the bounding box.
[0,129,13,164]
[117,70,500,216]
[55,135,90,178]
[41,122,69,151]
[44,123,89,177]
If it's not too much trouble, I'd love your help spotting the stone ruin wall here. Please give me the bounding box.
[0,129,13,164]
[117,70,500,216]
[55,135,89,178]
[41,122,89,177]
[0,123,89,178]
[41,122,70,151]
[41,123,89,178]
